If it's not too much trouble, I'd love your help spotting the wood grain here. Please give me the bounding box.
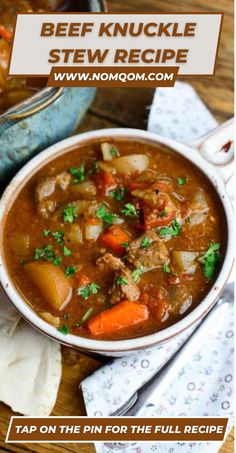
[0,0,233,452]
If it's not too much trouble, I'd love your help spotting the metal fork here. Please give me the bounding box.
[111,294,232,417]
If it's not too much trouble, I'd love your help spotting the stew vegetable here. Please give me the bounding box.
[3,140,225,340]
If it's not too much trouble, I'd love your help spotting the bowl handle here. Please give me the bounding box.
[188,118,234,195]
[0,87,64,135]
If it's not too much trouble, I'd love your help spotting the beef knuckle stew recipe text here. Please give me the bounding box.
[3,140,225,340]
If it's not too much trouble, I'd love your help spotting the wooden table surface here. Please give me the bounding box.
[0,0,233,452]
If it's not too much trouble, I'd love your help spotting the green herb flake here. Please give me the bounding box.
[77,283,100,299]
[53,257,62,266]
[73,322,81,328]
[177,177,187,186]
[69,165,85,183]
[110,146,118,158]
[52,231,64,244]
[96,205,117,226]
[121,203,138,217]
[186,216,192,223]
[58,324,69,335]
[81,307,94,323]
[160,209,168,218]
[65,265,77,277]
[132,265,145,283]
[141,237,151,248]
[63,205,78,224]
[43,230,64,244]
[121,242,129,248]
[159,218,181,237]
[198,243,221,280]
[163,263,171,273]
[109,187,127,201]
[34,244,55,262]
[63,246,72,257]
[117,276,129,286]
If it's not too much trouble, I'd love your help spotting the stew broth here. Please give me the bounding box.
[3,140,226,340]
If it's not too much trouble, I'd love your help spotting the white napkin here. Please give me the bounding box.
[0,285,62,416]
[81,82,234,453]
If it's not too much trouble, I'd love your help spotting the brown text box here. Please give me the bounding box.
[6,417,228,442]
[47,66,179,87]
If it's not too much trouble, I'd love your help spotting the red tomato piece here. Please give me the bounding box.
[94,171,117,196]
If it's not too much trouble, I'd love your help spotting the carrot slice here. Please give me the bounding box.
[99,225,130,255]
[87,300,149,336]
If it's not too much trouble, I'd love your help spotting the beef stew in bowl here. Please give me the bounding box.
[3,138,226,341]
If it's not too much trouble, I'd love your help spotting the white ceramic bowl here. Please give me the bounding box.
[0,123,234,356]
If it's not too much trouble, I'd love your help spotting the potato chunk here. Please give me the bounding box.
[24,262,72,311]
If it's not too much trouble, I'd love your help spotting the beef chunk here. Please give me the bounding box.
[97,253,125,271]
[127,230,168,271]
[37,200,57,218]
[56,172,72,191]
[110,267,140,304]
[35,177,56,202]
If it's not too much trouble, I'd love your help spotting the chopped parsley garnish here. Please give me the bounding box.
[34,245,56,262]
[96,205,117,226]
[69,165,85,183]
[141,237,151,248]
[160,209,168,218]
[63,246,72,257]
[64,265,77,277]
[77,282,100,299]
[177,177,187,186]
[159,218,181,237]
[121,242,129,248]
[132,265,144,283]
[110,146,118,157]
[44,229,64,244]
[163,263,171,273]
[73,322,81,328]
[58,324,69,335]
[109,186,127,201]
[117,276,128,286]
[198,243,221,280]
[121,203,138,217]
[81,307,94,323]
[63,205,78,223]
[64,313,71,320]
[186,216,192,223]
[53,257,62,266]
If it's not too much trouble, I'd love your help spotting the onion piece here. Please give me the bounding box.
[66,224,83,244]
[70,181,97,199]
[40,312,60,328]
[85,220,103,241]
[112,154,149,175]
[97,161,117,173]
[172,251,199,273]
[101,142,119,161]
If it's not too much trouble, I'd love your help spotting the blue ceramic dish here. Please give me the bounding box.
[0,0,105,188]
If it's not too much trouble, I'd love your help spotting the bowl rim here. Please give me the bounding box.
[0,128,234,353]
